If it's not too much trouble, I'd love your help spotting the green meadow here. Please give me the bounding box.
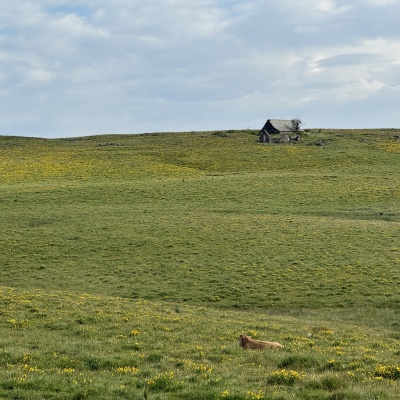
[0,129,399,399]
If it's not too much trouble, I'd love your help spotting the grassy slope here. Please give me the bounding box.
[1,287,400,400]
[0,129,400,399]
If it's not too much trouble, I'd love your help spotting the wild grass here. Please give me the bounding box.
[1,287,400,399]
[0,128,399,398]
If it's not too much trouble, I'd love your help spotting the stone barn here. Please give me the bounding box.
[258,119,300,143]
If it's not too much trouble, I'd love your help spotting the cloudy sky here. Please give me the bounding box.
[1,0,400,138]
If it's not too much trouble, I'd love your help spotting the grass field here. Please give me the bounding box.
[0,129,399,399]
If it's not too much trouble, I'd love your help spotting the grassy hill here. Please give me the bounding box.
[0,129,399,399]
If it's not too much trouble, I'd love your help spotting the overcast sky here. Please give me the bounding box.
[1,0,400,138]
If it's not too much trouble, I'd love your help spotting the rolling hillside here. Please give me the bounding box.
[1,129,399,399]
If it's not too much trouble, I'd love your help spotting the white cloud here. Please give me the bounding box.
[310,0,351,14]
[28,68,54,83]
[267,0,351,18]
[368,0,400,6]
[51,13,109,38]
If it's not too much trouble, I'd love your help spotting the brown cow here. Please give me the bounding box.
[239,334,284,350]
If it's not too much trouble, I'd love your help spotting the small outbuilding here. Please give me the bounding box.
[258,119,301,143]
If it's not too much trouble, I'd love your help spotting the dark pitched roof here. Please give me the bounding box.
[263,119,294,132]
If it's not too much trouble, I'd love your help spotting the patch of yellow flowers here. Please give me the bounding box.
[246,389,266,399]
[374,364,400,380]
[115,366,139,374]
[266,369,305,386]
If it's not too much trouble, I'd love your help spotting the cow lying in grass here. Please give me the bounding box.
[239,334,284,350]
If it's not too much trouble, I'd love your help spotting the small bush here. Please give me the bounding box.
[374,364,400,380]
[278,355,321,370]
[326,392,348,400]
[320,359,344,372]
[266,369,304,386]
[146,371,184,392]
[146,353,163,362]
[318,375,344,391]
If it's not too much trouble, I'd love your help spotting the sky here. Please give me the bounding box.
[1,0,400,138]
